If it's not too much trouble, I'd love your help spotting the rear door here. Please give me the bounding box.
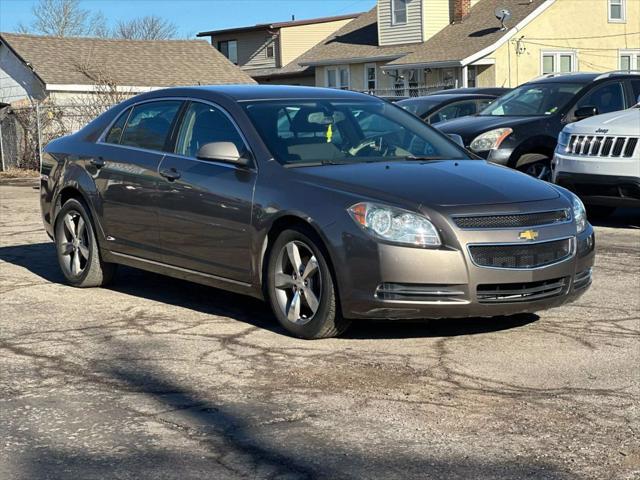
[155,100,257,282]
[94,100,183,260]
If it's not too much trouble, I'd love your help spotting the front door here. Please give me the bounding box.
[94,100,183,260]
[155,101,257,283]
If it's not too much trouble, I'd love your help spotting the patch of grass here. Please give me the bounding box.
[0,168,40,179]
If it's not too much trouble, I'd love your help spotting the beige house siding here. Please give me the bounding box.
[279,19,355,67]
[490,0,640,87]
[213,31,277,70]
[378,0,423,46]
[474,64,496,88]
[422,0,450,41]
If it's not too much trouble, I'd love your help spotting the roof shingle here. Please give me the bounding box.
[0,33,256,87]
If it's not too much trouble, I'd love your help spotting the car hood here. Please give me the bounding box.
[564,108,640,136]
[436,115,543,143]
[295,160,560,207]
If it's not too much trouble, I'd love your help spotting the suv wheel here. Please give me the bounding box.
[517,154,552,181]
[267,227,351,339]
[54,198,116,287]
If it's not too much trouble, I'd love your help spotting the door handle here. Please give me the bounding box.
[90,157,105,168]
[160,168,181,181]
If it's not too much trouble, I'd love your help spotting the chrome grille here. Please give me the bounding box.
[568,134,639,158]
[454,210,569,229]
[469,238,573,269]
[477,277,568,303]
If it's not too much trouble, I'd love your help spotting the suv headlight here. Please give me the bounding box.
[571,194,587,233]
[348,202,441,247]
[557,131,571,151]
[470,128,513,152]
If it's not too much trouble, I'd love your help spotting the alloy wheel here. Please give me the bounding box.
[59,211,90,277]
[274,240,322,325]
[523,161,551,181]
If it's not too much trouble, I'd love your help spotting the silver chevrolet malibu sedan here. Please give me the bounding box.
[40,86,595,339]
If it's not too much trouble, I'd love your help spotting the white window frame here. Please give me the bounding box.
[540,51,577,75]
[608,0,626,23]
[364,63,377,92]
[391,0,408,25]
[325,66,350,90]
[619,49,640,71]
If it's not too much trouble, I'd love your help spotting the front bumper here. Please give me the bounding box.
[552,151,640,207]
[333,208,595,320]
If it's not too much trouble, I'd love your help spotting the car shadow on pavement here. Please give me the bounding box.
[589,207,639,229]
[0,241,538,340]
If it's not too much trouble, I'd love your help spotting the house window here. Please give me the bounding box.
[326,66,350,90]
[266,44,275,58]
[619,50,640,71]
[608,0,625,22]
[392,0,408,25]
[218,40,238,64]
[365,64,377,92]
[541,51,576,75]
[467,66,477,88]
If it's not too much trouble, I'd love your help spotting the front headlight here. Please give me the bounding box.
[557,131,571,151]
[470,128,513,152]
[571,194,587,233]
[348,202,441,247]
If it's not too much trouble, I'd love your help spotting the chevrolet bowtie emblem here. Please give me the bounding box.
[519,230,539,241]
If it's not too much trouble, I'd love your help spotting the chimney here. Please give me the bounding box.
[453,0,471,22]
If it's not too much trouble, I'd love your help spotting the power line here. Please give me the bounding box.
[527,32,640,41]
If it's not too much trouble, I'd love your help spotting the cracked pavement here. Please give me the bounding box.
[0,182,638,479]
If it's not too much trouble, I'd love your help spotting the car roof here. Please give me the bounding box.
[400,93,496,103]
[144,84,380,102]
[526,72,640,85]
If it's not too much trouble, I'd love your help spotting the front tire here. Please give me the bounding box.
[54,198,116,287]
[586,205,616,220]
[516,154,552,181]
[266,227,351,339]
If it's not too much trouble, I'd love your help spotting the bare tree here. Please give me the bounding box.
[17,0,107,37]
[113,15,178,40]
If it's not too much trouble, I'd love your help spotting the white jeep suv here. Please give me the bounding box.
[552,105,640,218]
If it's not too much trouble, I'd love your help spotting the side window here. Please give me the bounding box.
[477,99,494,111]
[576,82,626,115]
[104,108,130,144]
[120,101,182,152]
[175,102,247,158]
[630,80,640,104]
[429,101,477,125]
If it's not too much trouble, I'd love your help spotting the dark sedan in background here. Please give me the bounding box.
[437,72,640,180]
[398,93,500,125]
[41,85,594,339]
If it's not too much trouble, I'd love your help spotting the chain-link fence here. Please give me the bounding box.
[0,102,116,172]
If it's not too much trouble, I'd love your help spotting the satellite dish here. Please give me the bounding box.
[494,7,512,31]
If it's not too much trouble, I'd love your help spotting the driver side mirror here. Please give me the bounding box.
[196,142,251,166]
[574,106,598,121]
[447,134,465,148]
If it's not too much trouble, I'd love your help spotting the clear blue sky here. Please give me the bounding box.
[0,0,376,38]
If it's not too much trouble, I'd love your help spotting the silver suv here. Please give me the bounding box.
[552,105,640,218]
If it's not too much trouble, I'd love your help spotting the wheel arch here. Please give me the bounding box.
[509,135,557,168]
[258,214,340,305]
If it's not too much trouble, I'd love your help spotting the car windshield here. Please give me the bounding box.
[242,99,469,166]
[479,82,584,117]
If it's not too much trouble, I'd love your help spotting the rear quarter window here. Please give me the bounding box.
[104,108,130,144]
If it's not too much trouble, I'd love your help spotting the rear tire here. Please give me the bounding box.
[266,227,351,339]
[54,198,116,287]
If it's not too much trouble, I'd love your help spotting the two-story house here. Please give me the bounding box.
[286,0,639,95]
[196,13,361,85]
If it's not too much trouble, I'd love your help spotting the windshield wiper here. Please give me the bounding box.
[403,155,450,161]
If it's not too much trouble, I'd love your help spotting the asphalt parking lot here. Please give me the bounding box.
[0,181,638,480]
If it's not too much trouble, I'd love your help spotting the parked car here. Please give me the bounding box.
[397,93,500,125]
[437,72,640,180]
[552,104,640,219]
[40,85,594,339]
[428,87,512,97]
